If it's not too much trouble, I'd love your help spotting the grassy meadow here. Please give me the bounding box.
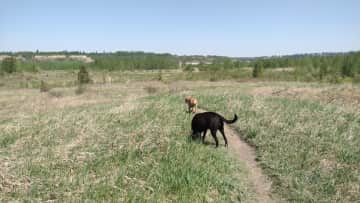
[194,83,360,202]
[1,68,360,202]
[0,82,255,202]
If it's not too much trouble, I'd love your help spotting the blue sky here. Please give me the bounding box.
[0,0,359,57]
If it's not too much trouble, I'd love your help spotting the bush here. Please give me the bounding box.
[39,80,51,92]
[1,57,17,73]
[78,66,91,84]
[157,70,163,81]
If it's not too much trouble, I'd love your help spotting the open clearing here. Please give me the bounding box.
[1,79,359,202]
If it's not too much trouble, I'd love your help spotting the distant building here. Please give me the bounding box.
[0,55,11,61]
[185,61,201,66]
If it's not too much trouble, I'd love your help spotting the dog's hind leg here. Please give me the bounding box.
[219,127,228,147]
[202,129,207,144]
[210,130,219,147]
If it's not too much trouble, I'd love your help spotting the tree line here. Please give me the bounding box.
[2,51,360,83]
[89,52,178,70]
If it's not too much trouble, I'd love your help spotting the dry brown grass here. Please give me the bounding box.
[1,80,360,202]
[251,83,360,111]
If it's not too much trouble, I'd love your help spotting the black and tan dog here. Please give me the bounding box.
[191,112,238,147]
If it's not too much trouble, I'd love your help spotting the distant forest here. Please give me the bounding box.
[1,50,360,83]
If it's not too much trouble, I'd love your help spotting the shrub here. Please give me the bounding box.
[1,57,17,73]
[39,80,51,92]
[157,70,163,81]
[78,66,91,84]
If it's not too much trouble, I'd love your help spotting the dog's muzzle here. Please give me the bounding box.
[191,132,200,140]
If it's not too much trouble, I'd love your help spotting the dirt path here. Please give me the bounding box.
[224,124,276,203]
[198,109,276,203]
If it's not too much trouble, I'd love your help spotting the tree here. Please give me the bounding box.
[233,60,240,68]
[341,56,355,77]
[252,61,263,78]
[1,57,17,73]
[77,66,91,84]
[319,63,327,80]
[223,59,233,69]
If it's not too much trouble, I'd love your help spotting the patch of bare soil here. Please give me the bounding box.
[252,84,360,110]
[252,86,321,99]
[252,86,276,96]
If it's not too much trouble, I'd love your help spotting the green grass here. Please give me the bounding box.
[3,79,359,202]
[0,94,254,202]
[195,90,360,202]
[0,68,254,90]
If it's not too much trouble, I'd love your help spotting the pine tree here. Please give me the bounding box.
[252,61,263,78]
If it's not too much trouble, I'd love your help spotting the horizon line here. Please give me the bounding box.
[0,49,359,58]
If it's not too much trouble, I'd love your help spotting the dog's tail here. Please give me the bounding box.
[222,114,238,124]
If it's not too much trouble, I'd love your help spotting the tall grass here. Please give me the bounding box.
[0,94,255,202]
[195,90,360,202]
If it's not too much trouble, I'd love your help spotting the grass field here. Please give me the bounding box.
[1,74,359,202]
[0,82,255,202]
[0,68,254,89]
[194,83,360,202]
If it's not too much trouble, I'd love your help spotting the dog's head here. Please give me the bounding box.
[185,96,192,104]
[191,131,200,140]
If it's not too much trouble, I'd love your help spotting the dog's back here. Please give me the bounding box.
[192,112,237,133]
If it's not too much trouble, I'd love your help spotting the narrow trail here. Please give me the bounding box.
[198,109,277,203]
